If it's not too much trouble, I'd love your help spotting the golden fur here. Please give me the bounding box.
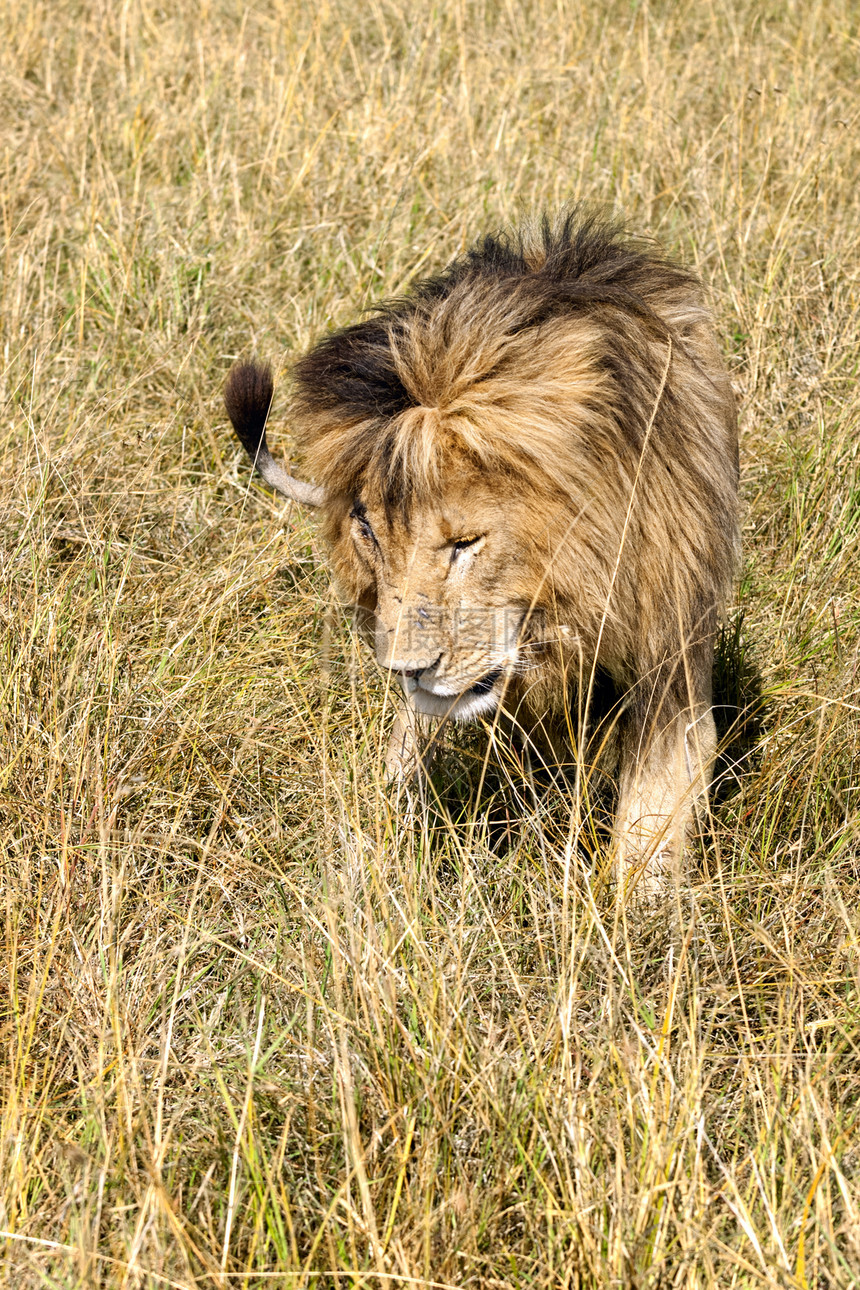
[226,211,740,895]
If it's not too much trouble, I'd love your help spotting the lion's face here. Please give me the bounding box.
[338,471,546,721]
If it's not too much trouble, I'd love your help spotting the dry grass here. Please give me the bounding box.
[2,0,860,1285]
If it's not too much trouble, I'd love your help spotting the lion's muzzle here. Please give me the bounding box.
[375,601,525,720]
[395,659,507,721]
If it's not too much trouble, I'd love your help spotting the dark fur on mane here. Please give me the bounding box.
[292,210,694,430]
[288,208,735,531]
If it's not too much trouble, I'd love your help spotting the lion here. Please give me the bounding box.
[224,211,739,896]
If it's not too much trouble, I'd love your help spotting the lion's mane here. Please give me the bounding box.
[287,211,738,721]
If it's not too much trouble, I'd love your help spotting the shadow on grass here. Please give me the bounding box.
[424,671,620,859]
[420,612,766,853]
[711,610,767,806]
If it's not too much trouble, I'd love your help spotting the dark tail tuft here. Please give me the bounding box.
[224,361,275,460]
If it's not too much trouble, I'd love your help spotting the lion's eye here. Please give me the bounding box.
[350,506,375,543]
[451,534,482,557]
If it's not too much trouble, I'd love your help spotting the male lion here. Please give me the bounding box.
[225,212,739,895]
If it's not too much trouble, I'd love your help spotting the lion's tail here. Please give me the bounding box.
[224,361,324,507]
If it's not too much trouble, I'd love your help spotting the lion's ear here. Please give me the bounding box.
[225,361,326,507]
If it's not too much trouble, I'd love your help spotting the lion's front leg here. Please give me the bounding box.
[615,691,717,902]
[384,698,441,781]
